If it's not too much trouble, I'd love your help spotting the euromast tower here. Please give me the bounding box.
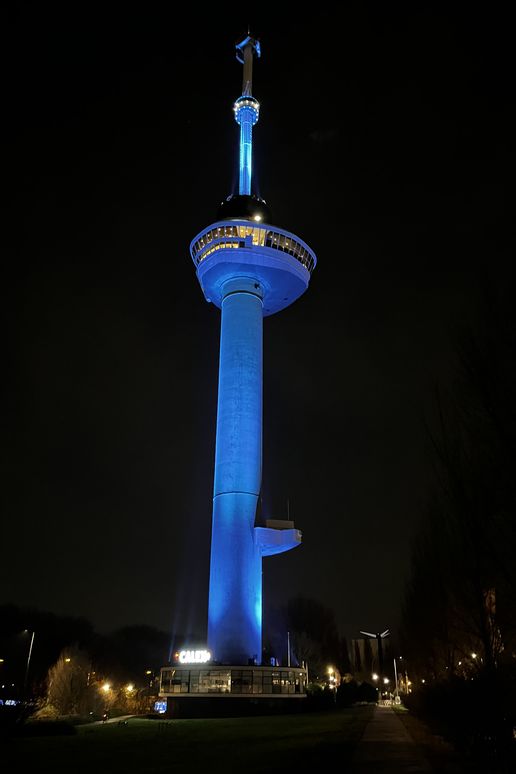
[190,35,317,666]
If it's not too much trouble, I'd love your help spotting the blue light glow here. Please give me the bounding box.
[234,97,259,196]
[239,114,253,195]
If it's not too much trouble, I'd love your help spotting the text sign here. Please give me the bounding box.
[178,649,211,664]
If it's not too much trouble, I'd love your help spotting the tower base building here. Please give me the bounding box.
[158,664,307,718]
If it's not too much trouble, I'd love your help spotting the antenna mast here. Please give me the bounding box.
[234,35,261,195]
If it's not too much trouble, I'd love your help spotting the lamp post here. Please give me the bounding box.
[396,655,410,694]
[327,666,337,704]
[24,630,35,695]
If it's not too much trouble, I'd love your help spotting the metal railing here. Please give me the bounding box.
[191,222,316,274]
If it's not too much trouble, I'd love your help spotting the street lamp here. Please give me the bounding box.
[399,656,410,695]
[327,666,337,704]
[24,630,35,695]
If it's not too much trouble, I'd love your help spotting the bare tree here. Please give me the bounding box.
[401,287,516,677]
[46,646,91,715]
[287,596,341,679]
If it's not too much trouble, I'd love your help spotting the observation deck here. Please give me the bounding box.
[190,220,317,316]
[234,95,260,125]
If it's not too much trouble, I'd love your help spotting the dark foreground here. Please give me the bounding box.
[10,706,374,774]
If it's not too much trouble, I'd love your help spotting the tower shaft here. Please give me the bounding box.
[234,36,260,197]
[241,40,255,94]
[208,278,263,663]
[238,108,255,195]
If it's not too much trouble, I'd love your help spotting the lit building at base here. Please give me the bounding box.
[161,665,307,697]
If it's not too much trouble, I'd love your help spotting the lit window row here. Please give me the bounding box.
[192,226,315,273]
[160,667,306,696]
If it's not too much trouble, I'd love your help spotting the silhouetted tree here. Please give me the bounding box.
[45,646,91,715]
[401,285,516,677]
[286,595,342,679]
[400,287,516,765]
[0,604,95,696]
[95,624,170,685]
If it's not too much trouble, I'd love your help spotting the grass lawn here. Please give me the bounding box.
[11,706,373,773]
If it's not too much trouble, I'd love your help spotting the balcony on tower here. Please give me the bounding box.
[254,519,302,557]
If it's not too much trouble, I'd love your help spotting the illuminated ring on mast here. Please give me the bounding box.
[234,96,259,125]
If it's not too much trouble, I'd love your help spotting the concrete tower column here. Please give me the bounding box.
[208,277,263,664]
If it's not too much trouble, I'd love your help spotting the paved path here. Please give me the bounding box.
[86,714,135,726]
[351,705,432,772]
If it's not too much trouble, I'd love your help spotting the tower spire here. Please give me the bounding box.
[236,34,260,95]
[234,36,261,195]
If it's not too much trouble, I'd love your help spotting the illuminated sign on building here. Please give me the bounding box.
[177,649,212,664]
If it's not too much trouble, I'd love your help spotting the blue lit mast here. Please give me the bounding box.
[234,36,261,195]
[190,36,317,666]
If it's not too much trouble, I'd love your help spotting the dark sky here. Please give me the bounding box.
[2,5,514,647]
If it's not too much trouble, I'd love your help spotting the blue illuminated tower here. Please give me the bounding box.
[190,36,317,666]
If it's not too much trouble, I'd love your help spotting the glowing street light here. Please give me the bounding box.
[65,658,71,663]
[126,684,134,693]
[23,630,36,695]
[327,666,337,704]
[372,673,379,681]
[102,682,111,692]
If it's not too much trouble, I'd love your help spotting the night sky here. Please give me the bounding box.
[3,5,514,648]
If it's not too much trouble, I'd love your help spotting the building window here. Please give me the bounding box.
[198,670,231,693]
